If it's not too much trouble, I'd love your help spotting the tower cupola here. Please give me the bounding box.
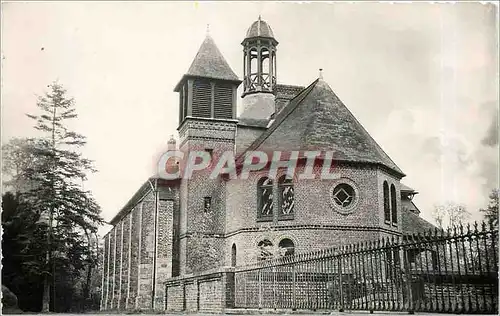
[242,16,278,97]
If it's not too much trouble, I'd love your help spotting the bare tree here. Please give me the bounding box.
[432,202,470,229]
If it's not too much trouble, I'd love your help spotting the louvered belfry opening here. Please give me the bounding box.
[192,79,212,118]
[179,78,235,121]
[214,83,233,119]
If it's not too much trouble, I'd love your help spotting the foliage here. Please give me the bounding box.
[432,202,470,229]
[480,188,499,229]
[1,82,104,312]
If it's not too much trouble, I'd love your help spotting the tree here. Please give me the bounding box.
[480,189,499,229]
[432,202,470,229]
[1,137,40,193]
[3,82,104,312]
[1,191,46,312]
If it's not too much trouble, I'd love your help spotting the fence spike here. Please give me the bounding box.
[466,222,471,234]
[473,221,479,233]
[482,221,487,232]
[459,223,464,235]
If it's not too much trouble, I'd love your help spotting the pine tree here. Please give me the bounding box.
[19,82,104,311]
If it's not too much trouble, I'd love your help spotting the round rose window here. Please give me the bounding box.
[330,179,359,214]
[332,183,356,207]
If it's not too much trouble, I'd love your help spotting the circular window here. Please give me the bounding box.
[330,179,359,214]
[332,183,355,207]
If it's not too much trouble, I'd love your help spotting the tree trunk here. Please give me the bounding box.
[42,274,50,312]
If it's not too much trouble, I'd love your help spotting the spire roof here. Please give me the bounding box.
[185,34,239,82]
[240,78,404,177]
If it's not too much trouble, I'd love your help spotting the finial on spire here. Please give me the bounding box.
[319,68,324,79]
[258,14,261,21]
[206,24,210,35]
[168,134,176,143]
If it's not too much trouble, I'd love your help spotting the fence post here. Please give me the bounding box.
[292,264,296,310]
[402,236,414,314]
[258,269,262,309]
[338,254,344,312]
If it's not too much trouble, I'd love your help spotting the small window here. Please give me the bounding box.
[204,197,212,213]
[278,238,295,257]
[231,244,237,267]
[257,177,273,220]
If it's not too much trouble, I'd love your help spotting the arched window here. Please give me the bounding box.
[231,244,237,267]
[257,239,274,261]
[391,184,397,224]
[383,181,390,223]
[278,238,295,257]
[278,175,294,218]
[257,177,273,220]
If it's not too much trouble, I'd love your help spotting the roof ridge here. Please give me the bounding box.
[236,79,319,162]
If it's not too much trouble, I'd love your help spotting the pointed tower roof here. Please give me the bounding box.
[175,35,239,91]
[241,77,404,177]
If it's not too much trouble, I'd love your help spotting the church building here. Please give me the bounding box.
[100,17,434,311]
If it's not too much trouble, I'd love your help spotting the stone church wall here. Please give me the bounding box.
[101,183,178,311]
[377,169,403,235]
[225,164,382,233]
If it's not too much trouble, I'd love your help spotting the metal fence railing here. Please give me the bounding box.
[233,222,498,314]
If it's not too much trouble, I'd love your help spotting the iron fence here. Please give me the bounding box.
[233,222,498,314]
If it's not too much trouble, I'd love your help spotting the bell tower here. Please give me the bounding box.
[174,32,241,275]
[240,16,278,120]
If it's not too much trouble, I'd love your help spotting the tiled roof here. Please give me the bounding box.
[401,198,421,215]
[240,78,404,176]
[245,17,275,39]
[400,183,417,193]
[184,35,239,82]
[402,207,437,235]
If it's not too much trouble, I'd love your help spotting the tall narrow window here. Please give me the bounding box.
[257,177,273,220]
[231,244,237,267]
[278,175,294,219]
[383,181,390,223]
[278,238,295,257]
[391,184,397,224]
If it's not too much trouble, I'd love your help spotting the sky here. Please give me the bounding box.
[1,2,498,234]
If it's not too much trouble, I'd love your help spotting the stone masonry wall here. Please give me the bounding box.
[178,118,237,275]
[154,199,174,310]
[108,227,116,309]
[138,195,155,309]
[128,204,141,309]
[101,182,179,311]
[120,213,130,309]
[225,164,381,233]
[113,221,122,308]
